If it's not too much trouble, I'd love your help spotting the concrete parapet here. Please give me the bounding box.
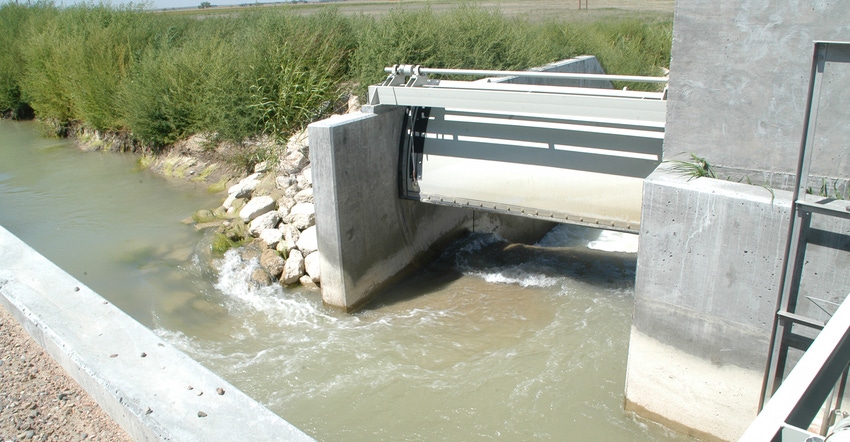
[626,163,850,439]
[308,110,471,311]
[0,225,312,441]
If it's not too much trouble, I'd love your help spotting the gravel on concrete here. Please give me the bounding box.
[0,304,130,442]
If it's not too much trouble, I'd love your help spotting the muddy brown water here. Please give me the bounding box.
[0,120,686,440]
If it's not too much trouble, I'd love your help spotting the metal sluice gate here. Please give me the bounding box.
[367,64,669,232]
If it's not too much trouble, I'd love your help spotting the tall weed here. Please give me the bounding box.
[121,18,239,146]
[2,3,672,146]
[543,18,672,90]
[240,9,353,140]
[0,2,56,118]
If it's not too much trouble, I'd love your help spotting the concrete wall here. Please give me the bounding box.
[626,2,850,438]
[626,164,850,440]
[309,109,471,311]
[634,165,789,370]
[665,1,850,191]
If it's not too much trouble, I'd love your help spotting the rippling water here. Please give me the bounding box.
[0,120,685,440]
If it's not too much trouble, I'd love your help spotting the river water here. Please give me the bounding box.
[0,120,685,440]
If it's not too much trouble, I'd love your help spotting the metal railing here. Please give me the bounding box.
[382,64,670,85]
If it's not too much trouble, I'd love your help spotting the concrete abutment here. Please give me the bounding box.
[625,1,850,438]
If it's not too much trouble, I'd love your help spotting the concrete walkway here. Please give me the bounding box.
[0,225,312,441]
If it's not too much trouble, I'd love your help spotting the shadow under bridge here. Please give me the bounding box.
[368,65,669,233]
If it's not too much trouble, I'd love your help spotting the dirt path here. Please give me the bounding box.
[0,304,130,442]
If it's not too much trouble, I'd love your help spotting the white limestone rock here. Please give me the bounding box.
[281,151,308,175]
[281,249,304,286]
[277,206,290,220]
[296,225,318,254]
[301,167,312,186]
[223,193,237,210]
[299,274,318,290]
[276,175,295,190]
[286,202,315,230]
[277,196,296,212]
[285,129,308,154]
[304,251,321,283]
[294,188,313,204]
[247,210,281,237]
[239,195,276,222]
[228,172,262,199]
[258,228,284,248]
[283,185,300,198]
[296,173,310,191]
[276,224,300,255]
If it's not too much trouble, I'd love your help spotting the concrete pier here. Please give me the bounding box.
[308,108,471,311]
[626,1,850,439]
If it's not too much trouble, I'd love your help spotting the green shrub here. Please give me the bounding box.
[542,18,673,90]
[237,9,355,139]
[121,18,238,146]
[1,3,672,144]
[0,2,56,118]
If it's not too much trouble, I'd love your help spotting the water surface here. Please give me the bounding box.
[0,120,685,440]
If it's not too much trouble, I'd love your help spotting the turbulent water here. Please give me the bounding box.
[0,120,685,440]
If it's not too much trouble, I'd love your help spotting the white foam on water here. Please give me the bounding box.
[472,269,561,288]
[213,249,332,330]
[537,223,639,253]
[536,223,601,247]
[587,229,639,253]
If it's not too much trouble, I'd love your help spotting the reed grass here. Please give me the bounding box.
[0,2,672,150]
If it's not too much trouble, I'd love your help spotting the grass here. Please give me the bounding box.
[807,178,850,200]
[0,2,672,153]
[668,153,717,180]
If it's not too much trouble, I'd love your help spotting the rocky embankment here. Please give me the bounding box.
[190,129,322,290]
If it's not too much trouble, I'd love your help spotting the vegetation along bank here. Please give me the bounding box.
[0,1,672,289]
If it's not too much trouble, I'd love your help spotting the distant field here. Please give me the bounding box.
[168,0,675,22]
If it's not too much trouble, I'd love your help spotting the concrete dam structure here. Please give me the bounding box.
[309,56,667,311]
[308,1,850,440]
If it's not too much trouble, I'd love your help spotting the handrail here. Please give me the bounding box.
[383,64,669,84]
[741,291,850,441]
